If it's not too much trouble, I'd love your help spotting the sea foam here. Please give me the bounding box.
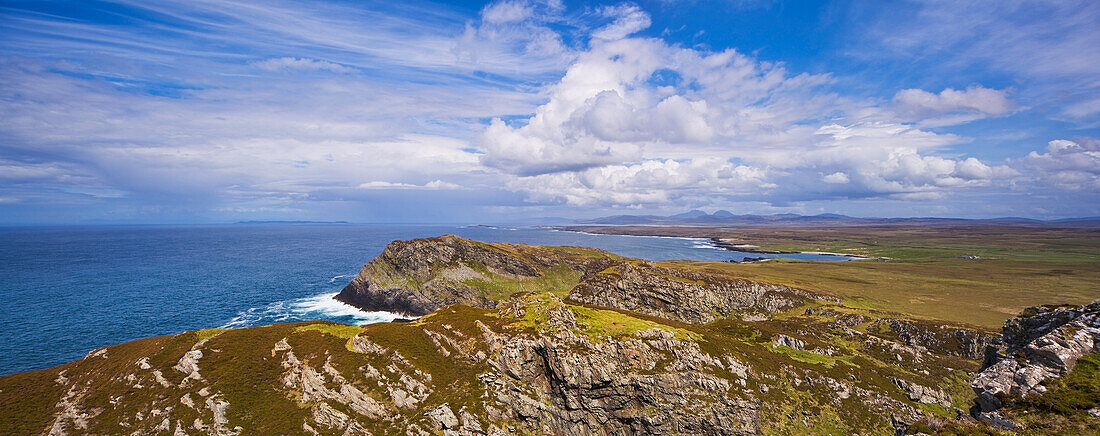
[221,292,399,328]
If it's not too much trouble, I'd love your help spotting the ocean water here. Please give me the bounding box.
[0,224,853,375]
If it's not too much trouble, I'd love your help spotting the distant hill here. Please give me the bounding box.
[576,211,1100,228]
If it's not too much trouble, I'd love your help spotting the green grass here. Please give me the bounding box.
[570,305,700,341]
[564,224,1100,328]
[294,322,363,339]
[196,328,226,341]
[1013,353,1100,416]
[461,263,583,299]
[770,345,855,369]
[673,258,1098,329]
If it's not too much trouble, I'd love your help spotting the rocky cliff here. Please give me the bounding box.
[969,301,1100,429]
[567,261,824,324]
[336,235,824,324]
[3,236,1096,435]
[335,235,618,316]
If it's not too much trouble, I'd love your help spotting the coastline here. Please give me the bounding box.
[552,227,870,260]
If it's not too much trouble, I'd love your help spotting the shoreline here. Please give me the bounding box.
[552,227,870,260]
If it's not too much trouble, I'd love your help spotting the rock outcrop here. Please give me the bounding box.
[868,318,997,359]
[567,262,825,324]
[335,235,619,316]
[482,295,761,435]
[336,235,826,324]
[970,301,1100,425]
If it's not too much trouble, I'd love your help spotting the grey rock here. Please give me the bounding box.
[971,300,1100,416]
[773,334,806,351]
[425,404,459,430]
[568,262,827,324]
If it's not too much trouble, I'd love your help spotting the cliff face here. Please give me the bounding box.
[336,235,822,323]
[335,235,618,316]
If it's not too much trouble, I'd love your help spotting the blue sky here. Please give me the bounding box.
[1,0,1097,224]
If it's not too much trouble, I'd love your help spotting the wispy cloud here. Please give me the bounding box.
[0,0,1096,222]
[250,57,354,73]
[853,0,1100,124]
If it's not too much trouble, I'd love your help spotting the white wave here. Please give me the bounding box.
[221,292,400,328]
[690,242,724,250]
[328,273,356,284]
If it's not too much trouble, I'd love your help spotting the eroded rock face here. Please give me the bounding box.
[336,235,540,315]
[971,301,1100,418]
[870,318,997,359]
[335,235,820,325]
[485,296,760,435]
[334,235,621,316]
[568,262,823,324]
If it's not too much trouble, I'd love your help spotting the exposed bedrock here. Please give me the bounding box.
[335,235,619,316]
[335,235,827,323]
[567,262,827,324]
[970,301,1100,426]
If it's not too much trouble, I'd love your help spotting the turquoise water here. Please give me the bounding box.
[0,224,853,375]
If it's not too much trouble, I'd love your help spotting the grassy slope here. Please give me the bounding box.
[1,293,989,435]
[568,225,1100,329]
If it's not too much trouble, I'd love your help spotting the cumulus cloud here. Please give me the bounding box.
[893,86,1019,126]
[509,158,770,206]
[1013,138,1100,190]
[822,172,849,184]
[478,35,1019,207]
[478,37,814,176]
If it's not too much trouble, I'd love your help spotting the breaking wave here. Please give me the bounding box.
[221,292,399,328]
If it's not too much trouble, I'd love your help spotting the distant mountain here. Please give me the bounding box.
[575,211,1100,228]
[670,209,709,219]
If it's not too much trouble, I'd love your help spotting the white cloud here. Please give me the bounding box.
[857,0,1100,124]
[481,1,534,24]
[822,172,849,184]
[250,57,354,73]
[358,179,461,190]
[476,33,1022,207]
[478,37,819,176]
[893,85,1018,126]
[591,4,652,41]
[1013,138,1100,190]
[424,179,462,189]
[509,158,770,206]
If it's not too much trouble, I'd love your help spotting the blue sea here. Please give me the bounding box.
[0,224,853,375]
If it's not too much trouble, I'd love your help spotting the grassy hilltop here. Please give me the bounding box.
[563,225,1100,329]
